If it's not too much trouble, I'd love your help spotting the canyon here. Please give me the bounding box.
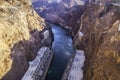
[0,0,120,80]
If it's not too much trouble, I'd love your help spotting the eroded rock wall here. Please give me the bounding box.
[74,3,120,80]
[32,0,87,33]
[0,0,45,79]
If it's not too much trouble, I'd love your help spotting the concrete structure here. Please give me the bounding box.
[62,50,85,80]
[73,31,84,49]
[22,47,53,80]
[43,30,50,39]
[118,21,120,31]
[112,3,120,6]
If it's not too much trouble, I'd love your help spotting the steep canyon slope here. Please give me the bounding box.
[0,0,120,80]
[0,0,45,79]
[32,0,87,34]
[74,2,120,80]
[32,0,120,80]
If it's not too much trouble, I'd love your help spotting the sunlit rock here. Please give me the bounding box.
[0,0,45,79]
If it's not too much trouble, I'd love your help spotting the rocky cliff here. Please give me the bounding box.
[0,0,46,79]
[74,2,120,80]
[32,0,87,34]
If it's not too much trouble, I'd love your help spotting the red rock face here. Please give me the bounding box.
[76,4,120,80]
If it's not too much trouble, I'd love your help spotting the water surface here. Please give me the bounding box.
[45,24,74,80]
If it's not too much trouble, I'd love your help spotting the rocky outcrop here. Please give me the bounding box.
[74,3,120,80]
[32,0,87,33]
[0,0,47,79]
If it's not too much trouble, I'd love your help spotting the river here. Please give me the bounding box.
[45,24,74,80]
